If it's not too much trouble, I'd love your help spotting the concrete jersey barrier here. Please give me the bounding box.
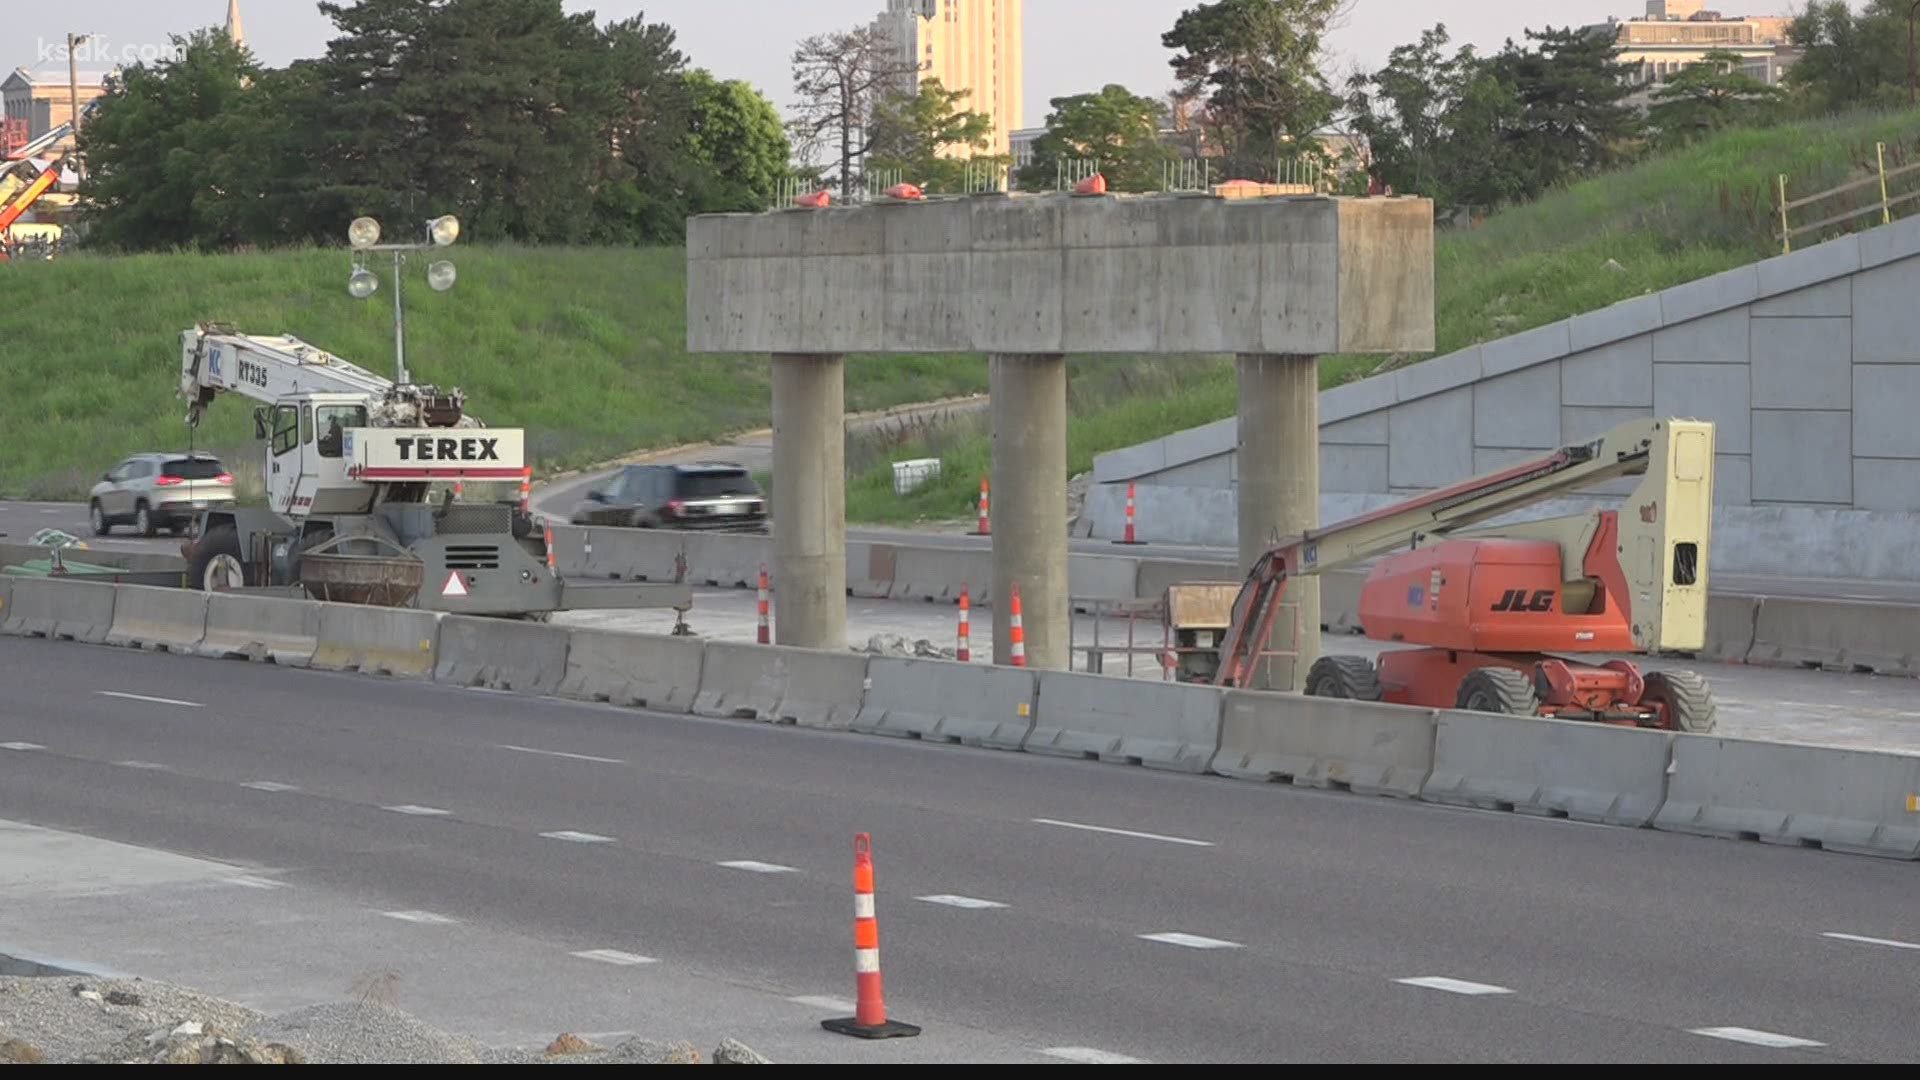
[580,527,686,582]
[1698,593,1759,664]
[1027,670,1224,772]
[199,591,322,666]
[434,614,571,695]
[853,657,1036,749]
[1419,710,1674,826]
[693,641,867,730]
[103,585,209,654]
[1209,690,1435,797]
[1747,596,1920,678]
[1,578,117,643]
[558,629,705,713]
[310,603,440,679]
[1655,734,1920,859]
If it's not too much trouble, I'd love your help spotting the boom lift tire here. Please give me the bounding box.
[1455,667,1540,717]
[1641,669,1716,734]
[1304,655,1384,702]
[188,522,252,592]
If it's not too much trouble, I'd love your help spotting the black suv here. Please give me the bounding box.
[568,463,767,532]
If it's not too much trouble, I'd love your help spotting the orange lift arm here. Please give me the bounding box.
[0,165,61,233]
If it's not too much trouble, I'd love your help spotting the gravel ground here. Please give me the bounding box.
[0,975,769,1064]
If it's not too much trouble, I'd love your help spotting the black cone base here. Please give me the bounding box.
[821,1015,922,1040]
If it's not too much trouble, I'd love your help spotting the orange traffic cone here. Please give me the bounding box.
[1114,480,1145,545]
[956,585,971,663]
[972,478,990,536]
[1008,584,1026,668]
[822,834,920,1040]
[757,564,771,645]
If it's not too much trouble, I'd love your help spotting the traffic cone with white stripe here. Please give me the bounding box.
[757,564,771,645]
[1114,481,1145,545]
[1008,584,1026,668]
[956,585,971,662]
[971,478,990,536]
[822,833,920,1040]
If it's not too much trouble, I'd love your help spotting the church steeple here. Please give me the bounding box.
[225,0,246,48]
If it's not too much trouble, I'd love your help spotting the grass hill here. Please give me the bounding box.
[6,106,1916,521]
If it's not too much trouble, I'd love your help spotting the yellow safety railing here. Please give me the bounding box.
[1775,141,1920,254]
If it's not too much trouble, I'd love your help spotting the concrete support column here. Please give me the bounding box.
[770,352,846,651]
[990,353,1068,670]
[1236,353,1320,691]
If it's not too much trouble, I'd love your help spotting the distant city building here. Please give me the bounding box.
[869,0,1023,161]
[1,64,112,152]
[1591,3,1801,87]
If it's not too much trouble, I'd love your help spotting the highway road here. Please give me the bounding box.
[2,635,1916,1062]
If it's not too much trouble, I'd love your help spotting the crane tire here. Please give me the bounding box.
[1304,655,1383,701]
[1455,667,1540,717]
[1642,669,1716,734]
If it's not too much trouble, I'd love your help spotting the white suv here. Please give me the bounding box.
[89,452,236,537]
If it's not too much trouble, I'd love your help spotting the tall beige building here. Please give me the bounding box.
[870,0,1023,161]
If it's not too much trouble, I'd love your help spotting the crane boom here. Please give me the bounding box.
[1215,417,1714,688]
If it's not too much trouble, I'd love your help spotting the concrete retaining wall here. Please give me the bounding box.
[1090,215,1920,580]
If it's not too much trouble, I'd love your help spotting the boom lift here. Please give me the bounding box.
[1187,417,1718,732]
[176,325,687,616]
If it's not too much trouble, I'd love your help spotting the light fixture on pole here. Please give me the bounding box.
[344,214,462,386]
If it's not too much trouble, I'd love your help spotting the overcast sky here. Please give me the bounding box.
[14,0,1821,126]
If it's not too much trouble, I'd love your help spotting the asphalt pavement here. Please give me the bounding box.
[2,635,1916,1062]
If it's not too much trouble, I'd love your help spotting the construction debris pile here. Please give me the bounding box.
[0,977,769,1065]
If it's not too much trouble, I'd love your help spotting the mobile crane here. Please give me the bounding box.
[175,324,688,616]
[1179,417,1718,732]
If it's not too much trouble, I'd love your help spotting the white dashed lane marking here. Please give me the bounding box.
[1395,977,1514,996]
[1030,817,1214,847]
[497,744,624,765]
[787,995,856,1012]
[717,860,797,874]
[571,949,656,966]
[542,831,616,844]
[916,894,1008,909]
[1137,932,1242,950]
[1043,1047,1149,1064]
[97,691,202,708]
[1,742,45,751]
[1822,931,1920,951]
[382,910,457,925]
[115,761,172,771]
[242,781,299,792]
[1688,1027,1825,1050]
[384,805,450,817]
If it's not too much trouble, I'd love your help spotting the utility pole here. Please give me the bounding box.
[66,32,90,183]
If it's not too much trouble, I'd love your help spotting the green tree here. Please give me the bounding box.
[1647,49,1787,145]
[1346,24,1531,212]
[1017,84,1172,193]
[1492,25,1643,195]
[865,78,1000,193]
[76,28,266,250]
[1162,0,1346,179]
[679,71,791,213]
[788,26,918,200]
[1785,1,1907,114]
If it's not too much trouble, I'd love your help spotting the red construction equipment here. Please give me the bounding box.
[1188,418,1721,732]
[0,163,61,233]
[821,834,920,1040]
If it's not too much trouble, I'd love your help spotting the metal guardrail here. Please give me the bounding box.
[1775,141,1920,254]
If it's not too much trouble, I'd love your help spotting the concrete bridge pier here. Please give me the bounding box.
[990,353,1069,669]
[770,352,846,650]
[1236,352,1321,692]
